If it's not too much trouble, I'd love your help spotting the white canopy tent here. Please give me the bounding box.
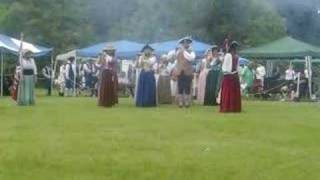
[0,34,53,97]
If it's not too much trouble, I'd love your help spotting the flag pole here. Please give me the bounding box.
[19,33,24,65]
[1,50,4,97]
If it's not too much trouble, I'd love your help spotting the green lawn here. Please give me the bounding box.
[0,96,320,180]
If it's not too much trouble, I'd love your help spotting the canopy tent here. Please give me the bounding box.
[77,40,144,59]
[0,34,52,57]
[56,50,78,61]
[0,34,53,96]
[151,40,213,57]
[240,36,320,59]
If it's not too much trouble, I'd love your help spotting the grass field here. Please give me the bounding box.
[0,96,320,180]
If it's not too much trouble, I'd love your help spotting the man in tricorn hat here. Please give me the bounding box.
[176,36,196,108]
[220,41,242,113]
[97,45,118,107]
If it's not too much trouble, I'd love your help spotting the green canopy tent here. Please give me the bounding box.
[240,36,320,59]
[240,36,320,100]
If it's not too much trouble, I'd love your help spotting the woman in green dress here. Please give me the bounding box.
[17,50,37,106]
[204,46,223,106]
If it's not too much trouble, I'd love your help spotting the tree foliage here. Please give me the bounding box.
[0,0,287,53]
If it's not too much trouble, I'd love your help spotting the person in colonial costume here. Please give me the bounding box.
[254,63,266,93]
[127,64,135,97]
[42,64,53,96]
[220,41,242,113]
[83,59,98,97]
[167,49,178,103]
[157,55,172,104]
[97,45,118,107]
[57,62,66,96]
[241,63,255,97]
[17,50,37,106]
[197,48,213,104]
[204,46,223,106]
[136,44,157,107]
[65,56,77,97]
[134,53,142,104]
[176,37,196,108]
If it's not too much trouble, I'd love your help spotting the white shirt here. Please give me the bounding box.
[167,61,176,74]
[65,61,76,80]
[304,69,311,79]
[222,53,238,74]
[21,58,37,75]
[256,65,266,80]
[83,63,96,74]
[167,50,177,61]
[285,69,295,80]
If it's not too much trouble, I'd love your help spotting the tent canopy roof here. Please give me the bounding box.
[240,36,320,59]
[151,40,213,57]
[77,40,144,59]
[0,34,52,57]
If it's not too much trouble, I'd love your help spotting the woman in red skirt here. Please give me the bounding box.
[220,41,242,113]
[97,45,118,107]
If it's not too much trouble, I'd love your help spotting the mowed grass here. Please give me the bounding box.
[0,96,320,180]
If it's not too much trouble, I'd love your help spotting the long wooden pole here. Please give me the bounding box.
[1,50,3,97]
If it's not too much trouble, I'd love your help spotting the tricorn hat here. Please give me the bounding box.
[178,36,193,44]
[141,44,154,52]
[211,45,219,51]
[23,49,33,55]
[103,45,116,52]
[229,41,240,49]
[68,56,75,61]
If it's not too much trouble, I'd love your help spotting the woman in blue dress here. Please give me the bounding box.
[136,44,157,107]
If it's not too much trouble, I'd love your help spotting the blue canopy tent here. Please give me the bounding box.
[55,40,144,96]
[151,40,213,57]
[77,40,144,59]
[0,34,53,96]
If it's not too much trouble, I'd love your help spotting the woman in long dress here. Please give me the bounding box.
[197,49,213,104]
[167,49,178,104]
[136,44,157,107]
[17,50,37,106]
[220,41,242,113]
[157,55,172,104]
[97,45,118,107]
[204,46,223,106]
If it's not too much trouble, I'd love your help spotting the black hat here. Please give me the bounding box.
[178,36,193,44]
[68,56,75,61]
[211,45,219,51]
[229,41,240,49]
[141,44,154,52]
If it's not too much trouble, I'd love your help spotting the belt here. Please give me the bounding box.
[23,69,34,75]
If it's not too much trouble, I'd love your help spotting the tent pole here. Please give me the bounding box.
[1,50,3,97]
[50,51,54,95]
[308,56,313,100]
[74,53,77,97]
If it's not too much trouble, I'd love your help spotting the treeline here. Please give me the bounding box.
[0,0,286,54]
